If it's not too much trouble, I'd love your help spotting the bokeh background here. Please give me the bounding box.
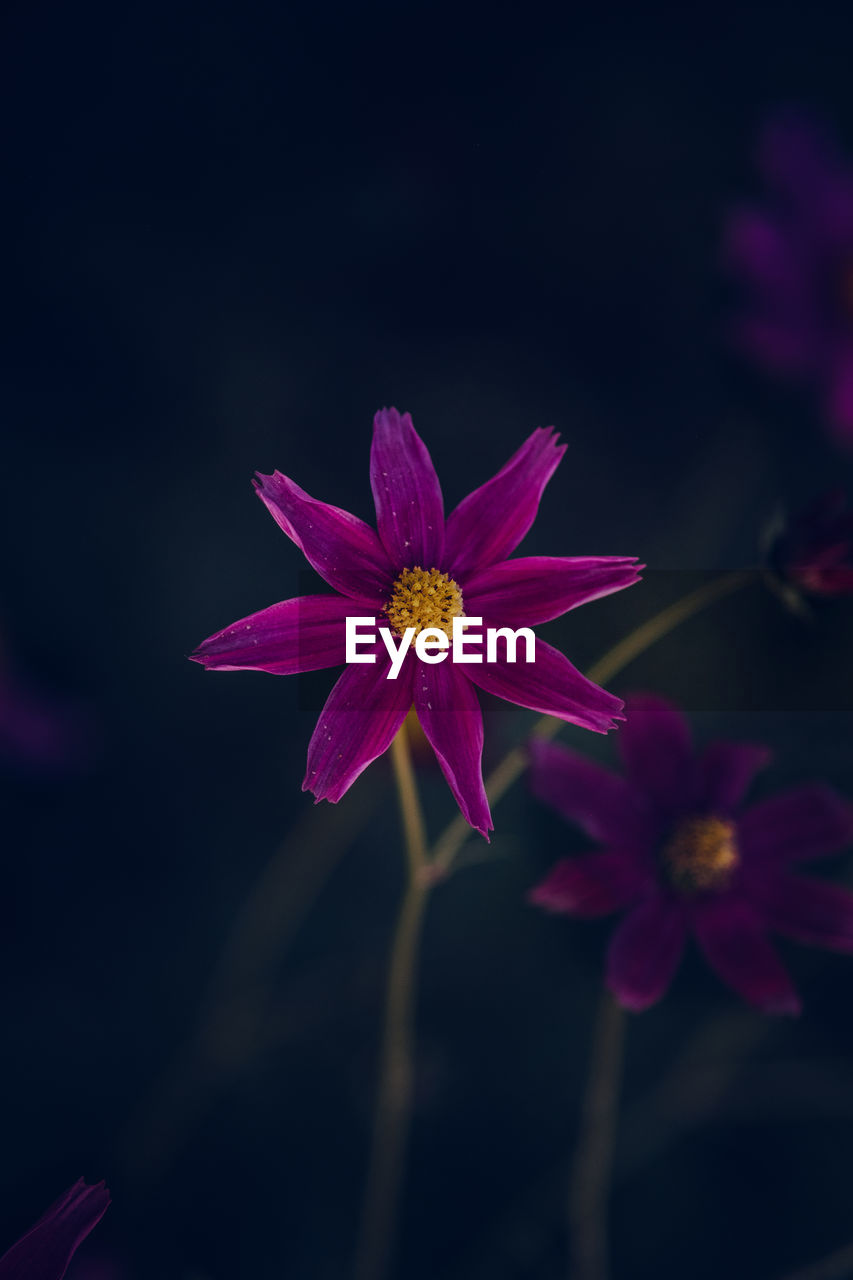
[2,3,853,1277]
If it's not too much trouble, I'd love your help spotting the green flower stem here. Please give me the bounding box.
[354,722,430,1280]
[430,569,754,876]
[569,992,626,1280]
[779,1238,853,1280]
[355,569,754,1280]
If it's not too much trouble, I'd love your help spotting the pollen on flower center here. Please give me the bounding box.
[385,566,464,639]
[661,816,739,894]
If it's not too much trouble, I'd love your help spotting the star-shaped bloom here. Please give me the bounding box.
[0,1179,109,1280]
[191,408,641,836]
[529,696,853,1013]
[726,110,853,449]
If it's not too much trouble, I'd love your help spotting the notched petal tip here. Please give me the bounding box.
[372,405,413,433]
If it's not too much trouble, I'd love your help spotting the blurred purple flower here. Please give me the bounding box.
[726,110,853,448]
[0,671,95,775]
[529,696,853,1013]
[764,489,853,606]
[191,407,641,836]
[0,1179,109,1280]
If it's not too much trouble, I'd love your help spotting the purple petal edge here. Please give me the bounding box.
[253,470,394,602]
[0,1179,110,1280]
[444,427,567,576]
[370,407,445,569]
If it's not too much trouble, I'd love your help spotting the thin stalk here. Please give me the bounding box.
[569,993,626,1280]
[354,724,430,1280]
[430,569,754,876]
[779,1239,853,1280]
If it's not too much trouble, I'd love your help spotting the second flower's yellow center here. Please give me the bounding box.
[661,816,739,894]
[385,566,464,639]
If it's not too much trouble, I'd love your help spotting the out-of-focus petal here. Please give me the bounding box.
[303,652,413,803]
[413,663,491,838]
[370,407,445,569]
[444,428,566,576]
[617,695,693,814]
[826,348,853,451]
[696,741,772,815]
[462,556,643,627]
[693,897,801,1014]
[529,852,647,917]
[738,784,853,865]
[527,739,656,849]
[466,638,623,734]
[757,111,845,208]
[725,208,808,296]
[190,596,374,674]
[750,875,853,953]
[0,1178,110,1280]
[733,314,819,374]
[253,471,394,602]
[605,895,687,1011]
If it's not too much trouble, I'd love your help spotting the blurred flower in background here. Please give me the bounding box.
[0,629,97,776]
[192,407,641,836]
[763,489,853,612]
[0,1179,109,1280]
[726,110,853,448]
[528,695,853,1013]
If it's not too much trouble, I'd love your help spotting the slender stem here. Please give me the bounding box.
[569,993,626,1280]
[583,568,754,689]
[430,569,754,875]
[123,781,382,1180]
[389,724,429,879]
[354,723,430,1280]
[779,1240,853,1280]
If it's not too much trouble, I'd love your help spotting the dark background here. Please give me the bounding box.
[2,3,853,1277]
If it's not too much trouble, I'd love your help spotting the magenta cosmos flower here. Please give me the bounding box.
[529,696,853,1013]
[726,111,853,448]
[191,408,641,836]
[0,1179,109,1280]
[765,489,853,603]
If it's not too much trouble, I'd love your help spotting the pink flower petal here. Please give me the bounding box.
[529,852,647,917]
[0,1179,110,1280]
[462,556,643,627]
[190,596,375,674]
[253,471,394,602]
[527,739,656,850]
[750,875,853,953]
[465,637,623,734]
[618,695,693,814]
[370,407,445,570]
[605,895,687,1011]
[444,427,567,577]
[696,741,773,815]
[738,784,853,865]
[413,663,492,837]
[303,651,413,803]
[693,897,801,1014]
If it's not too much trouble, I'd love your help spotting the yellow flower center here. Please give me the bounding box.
[385,566,464,639]
[661,816,739,894]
